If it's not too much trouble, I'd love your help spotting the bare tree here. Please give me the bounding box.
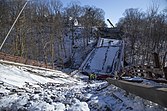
[119,8,144,64]
[64,1,82,46]
[81,6,105,47]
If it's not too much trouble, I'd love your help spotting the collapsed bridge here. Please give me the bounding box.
[80,37,124,75]
[79,36,167,108]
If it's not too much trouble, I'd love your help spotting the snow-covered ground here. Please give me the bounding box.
[0,62,166,111]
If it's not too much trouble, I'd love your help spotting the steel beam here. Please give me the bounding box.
[106,78,167,108]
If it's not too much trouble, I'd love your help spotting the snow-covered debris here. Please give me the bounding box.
[0,63,76,88]
[97,38,122,47]
[0,62,166,111]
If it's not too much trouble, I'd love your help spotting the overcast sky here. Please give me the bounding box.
[60,0,166,27]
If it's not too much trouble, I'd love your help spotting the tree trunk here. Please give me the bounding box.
[162,52,167,67]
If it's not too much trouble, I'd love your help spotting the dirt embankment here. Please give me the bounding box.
[0,52,52,69]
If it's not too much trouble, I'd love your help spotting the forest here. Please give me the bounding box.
[0,0,106,67]
[0,0,167,68]
[117,3,167,67]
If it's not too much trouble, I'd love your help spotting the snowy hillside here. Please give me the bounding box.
[0,62,166,111]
